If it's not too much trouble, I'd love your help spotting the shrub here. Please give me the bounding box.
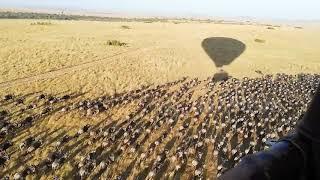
[267,27,275,30]
[254,39,266,43]
[30,21,52,25]
[106,40,127,46]
[121,25,131,29]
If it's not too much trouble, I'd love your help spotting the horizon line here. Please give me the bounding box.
[1,6,320,23]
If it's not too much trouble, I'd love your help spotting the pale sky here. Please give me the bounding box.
[0,0,319,20]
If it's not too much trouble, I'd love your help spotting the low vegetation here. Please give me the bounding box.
[106,40,127,46]
[121,25,131,29]
[0,11,167,23]
[254,38,266,43]
[30,21,52,25]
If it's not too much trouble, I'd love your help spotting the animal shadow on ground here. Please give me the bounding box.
[202,37,246,81]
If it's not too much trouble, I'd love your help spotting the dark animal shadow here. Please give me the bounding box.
[202,37,246,81]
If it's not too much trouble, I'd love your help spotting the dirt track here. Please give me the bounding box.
[0,47,147,89]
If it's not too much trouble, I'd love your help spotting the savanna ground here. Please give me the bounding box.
[1,19,320,96]
[0,19,320,179]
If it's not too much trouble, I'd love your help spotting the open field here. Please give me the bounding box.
[0,18,320,179]
[1,19,320,97]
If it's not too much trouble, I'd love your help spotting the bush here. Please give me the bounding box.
[121,25,131,29]
[267,27,275,30]
[30,21,52,25]
[254,39,266,43]
[106,40,127,46]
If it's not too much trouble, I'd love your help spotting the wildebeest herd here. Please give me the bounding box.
[0,73,319,179]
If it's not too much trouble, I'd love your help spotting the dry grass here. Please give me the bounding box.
[1,19,319,100]
[0,18,320,179]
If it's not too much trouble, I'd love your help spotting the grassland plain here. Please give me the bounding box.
[1,19,320,97]
[0,19,320,179]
